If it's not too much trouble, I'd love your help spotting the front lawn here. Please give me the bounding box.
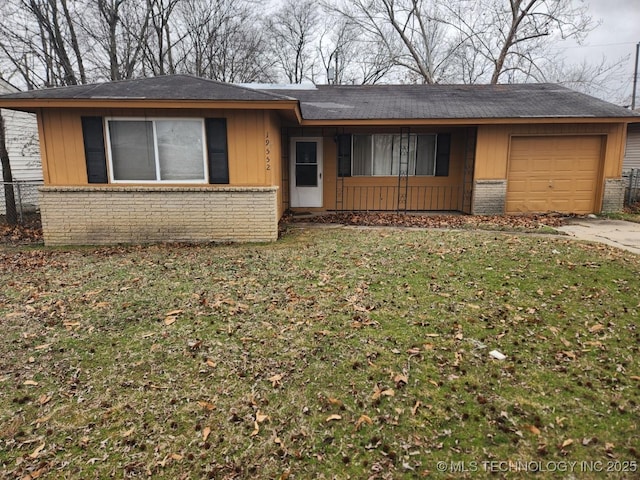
[0,227,638,479]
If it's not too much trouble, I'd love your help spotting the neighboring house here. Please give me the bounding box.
[0,79,42,214]
[0,75,637,245]
[623,121,640,171]
[623,117,640,204]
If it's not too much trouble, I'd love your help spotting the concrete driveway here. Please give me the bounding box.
[555,218,640,255]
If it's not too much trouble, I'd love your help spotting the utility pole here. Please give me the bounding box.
[633,42,639,110]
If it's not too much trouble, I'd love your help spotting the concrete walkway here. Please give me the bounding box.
[555,218,640,255]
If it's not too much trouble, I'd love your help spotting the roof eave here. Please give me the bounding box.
[298,116,634,126]
[0,98,301,112]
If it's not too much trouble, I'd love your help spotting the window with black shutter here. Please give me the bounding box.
[205,118,229,184]
[337,134,351,177]
[435,133,451,177]
[81,116,108,183]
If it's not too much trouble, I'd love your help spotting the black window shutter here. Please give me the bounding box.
[81,116,108,183]
[337,134,351,177]
[435,133,451,177]
[205,118,229,184]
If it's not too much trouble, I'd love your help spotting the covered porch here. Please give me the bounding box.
[281,126,477,214]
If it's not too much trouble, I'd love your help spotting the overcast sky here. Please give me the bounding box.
[563,0,639,105]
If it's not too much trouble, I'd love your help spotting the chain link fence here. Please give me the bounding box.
[0,180,43,224]
[625,169,640,207]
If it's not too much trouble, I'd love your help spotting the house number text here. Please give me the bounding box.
[265,131,271,171]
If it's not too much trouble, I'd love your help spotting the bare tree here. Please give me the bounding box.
[23,0,86,85]
[440,0,594,84]
[267,0,319,83]
[83,0,151,81]
[0,113,16,225]
[142,0,183,76]
[317,14,396,85]
[328,0,459,84]
[177,0,274,82]
[0,0,90,87]
[543,54,630,103]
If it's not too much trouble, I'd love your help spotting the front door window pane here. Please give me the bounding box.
[296,141,317,186]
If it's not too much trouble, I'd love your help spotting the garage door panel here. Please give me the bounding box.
[506,136,602,214]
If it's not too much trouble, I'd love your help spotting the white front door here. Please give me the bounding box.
[290,137,323,207]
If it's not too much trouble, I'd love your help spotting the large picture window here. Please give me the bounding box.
[107,118,207,182]
[352,133,438,176]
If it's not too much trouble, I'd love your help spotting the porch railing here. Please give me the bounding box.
[337,185,463,212]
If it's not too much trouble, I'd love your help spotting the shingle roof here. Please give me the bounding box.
[258,83,637,120]
[0,75,295,102]
[0,75,636,120]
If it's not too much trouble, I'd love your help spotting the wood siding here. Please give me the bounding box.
[475,123,627,180]
[37,108,283,188]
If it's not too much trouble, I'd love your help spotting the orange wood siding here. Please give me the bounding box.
[40,109,87,185]
[475,123,627,180]
[37,108,283,187]
[264,111,284,217]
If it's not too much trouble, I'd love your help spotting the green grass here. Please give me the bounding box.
[604,211,640,224]
[1,227,639,479]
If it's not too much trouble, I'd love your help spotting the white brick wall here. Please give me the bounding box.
[602,178,625,213]
[472,180,506,215]
[40,186,279,245]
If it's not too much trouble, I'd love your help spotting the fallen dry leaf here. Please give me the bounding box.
[121,427,135,438]
[197,401,215,411]
[34,414,52,425]
[29,443,45,459]
[372,385,395,400]
[589,323,605,333]
[164,316,176,326]
[354,414,373,430]
[527,425,541,435]
[325,414,342,422]
[268,373,283,387]
[561,439,574,448]
[279,470,291,480]
[202,427,211,442]
[394,373,409,386]
[23,380,38,386]
[165,309,183,316]
[256,411,269,423]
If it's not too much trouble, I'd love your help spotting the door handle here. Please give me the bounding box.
[319,172,322,179]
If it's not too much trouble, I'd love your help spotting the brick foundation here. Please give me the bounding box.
[601,178,625,213]
[39,186,279,245]
[471,180,506,215]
